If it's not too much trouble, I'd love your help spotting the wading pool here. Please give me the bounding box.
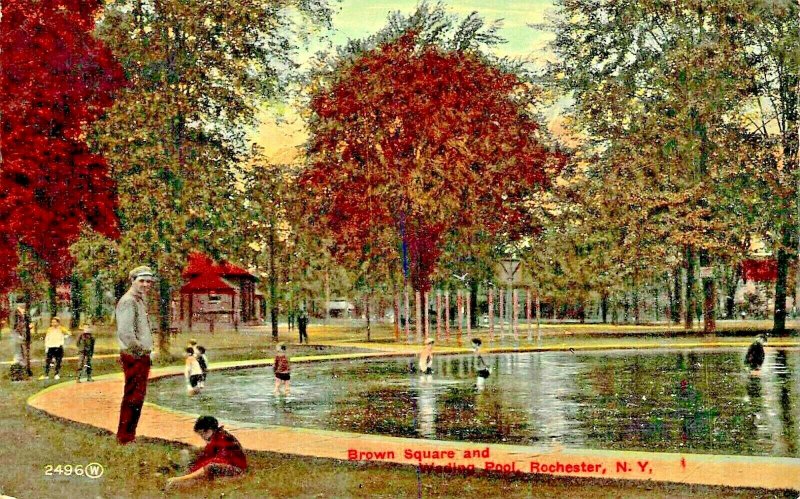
[150,348,800,457]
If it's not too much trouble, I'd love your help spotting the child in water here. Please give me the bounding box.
[185,347,203,395]
[419,338,434,374]
[196,345,208,387]
[273,343,291,395]
[745,334,767,372]
[471,338,490,389]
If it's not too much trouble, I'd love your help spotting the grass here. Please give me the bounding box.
[2,326,798,498]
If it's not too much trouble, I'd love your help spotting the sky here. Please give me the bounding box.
[257,0,559,163]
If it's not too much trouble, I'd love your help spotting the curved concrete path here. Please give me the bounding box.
[27,342,800,492]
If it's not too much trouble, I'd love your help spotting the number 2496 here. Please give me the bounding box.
[44,463,103,477]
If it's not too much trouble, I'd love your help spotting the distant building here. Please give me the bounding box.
[326,299,355,318]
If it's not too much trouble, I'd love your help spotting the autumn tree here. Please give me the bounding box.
[300,5,561,333]
[0,0,124,292]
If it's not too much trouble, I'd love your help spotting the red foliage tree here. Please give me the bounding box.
[0,0,124,289]
[301,32,562,292]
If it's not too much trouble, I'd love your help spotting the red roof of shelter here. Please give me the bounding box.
[180,273,237,294]
[182,252,254,279]
[216,260,251,277]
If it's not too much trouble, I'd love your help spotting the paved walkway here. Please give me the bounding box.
[26,342,800,492]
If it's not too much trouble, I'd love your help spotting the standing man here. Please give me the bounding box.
[13,301,32,377]
[298,312,308,344]
[116,266,155,444]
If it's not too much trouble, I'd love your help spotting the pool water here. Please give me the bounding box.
[150,348,800,457]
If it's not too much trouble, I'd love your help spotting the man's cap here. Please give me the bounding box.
[425,338,435,345]
[129,266,155,281]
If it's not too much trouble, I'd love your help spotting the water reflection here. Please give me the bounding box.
[149,348,800,457]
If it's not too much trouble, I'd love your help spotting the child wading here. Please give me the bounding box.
[419,338,434,372]
[273,343,291,395]
[471,338,490,390]
[165,415,247,490]
[196,345,208,387]
[75,324,96,382]
[185,347,203,395]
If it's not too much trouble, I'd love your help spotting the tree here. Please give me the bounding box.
[736,0,799,333]
[92,0,332,346]
[0,0,125,291]
[549,0,761,331]
[300,5,561,334]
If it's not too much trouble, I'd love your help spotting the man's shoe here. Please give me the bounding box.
[54,374,60,380]
[76,378,82,383]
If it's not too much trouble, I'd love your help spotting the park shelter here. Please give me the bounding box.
[177,253,261,331]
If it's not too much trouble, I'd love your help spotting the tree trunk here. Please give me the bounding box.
[623,294,630,323]
[470,281,478,329]
[94,276,105,322]
[269,223,278,341]
[611,295,619,325]
[601,292,608,324]
[324,268,330,326]
[685,246,695,330]
[671,269,682,324]
[365,294,371,342]
[157,277,171,355]
[700,250,716,333]
[70,273,83,329]
[21,292,33,377]
[415,289,422,342]
[48,283,58,322]
[723,264,738,320]
[654,285,660,323]
[393,292,400,341]
[773,225,793,334]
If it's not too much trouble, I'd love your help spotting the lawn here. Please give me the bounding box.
[1,325,798,498]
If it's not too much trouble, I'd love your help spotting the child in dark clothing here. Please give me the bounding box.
[196,345,208,387]
[273,343,291,395]
[165,415,247,490]
[472,338,490,389]
[76,324,96,382]
[745,334,767,371]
